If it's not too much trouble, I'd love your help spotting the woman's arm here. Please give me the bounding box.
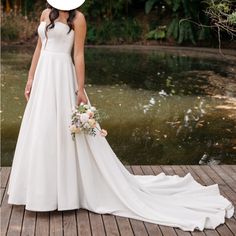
[73,11,87,105]
[25,9,48,101]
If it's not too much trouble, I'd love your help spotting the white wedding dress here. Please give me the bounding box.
[7,20,234,232]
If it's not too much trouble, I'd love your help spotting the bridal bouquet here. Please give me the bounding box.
[69,103,108,140]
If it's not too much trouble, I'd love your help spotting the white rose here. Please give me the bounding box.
[83,122,91,129]
[91,106,96,112]
[80,113,90,124]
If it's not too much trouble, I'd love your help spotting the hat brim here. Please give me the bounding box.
[47,0,85,10]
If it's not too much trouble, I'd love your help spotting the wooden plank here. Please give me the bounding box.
[1,176,13,236]
[159,225,179,236]
[89,211,106,236]
[102,214,120,236]
[63,210,77,236]
[160,165,176,176]
[49,210,63,236]
[198,166,235,198]
[210,165,236,193]
[230,165,236,172]
[150,165,164,175]
[1,187,5,204]
[220,165,236,182]
[191,165,211,186]
[115,216,133,236]
[214,223,234,236]
[180,165,202,184]
[35,212,50,236]
[21,210,37,236]
[7,205,25,236]
[76,209,92,236]
[219,217,236,236]
[1,167,11,188]
[171,165,186,176]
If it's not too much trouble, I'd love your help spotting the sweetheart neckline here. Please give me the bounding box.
[40,21,74,32]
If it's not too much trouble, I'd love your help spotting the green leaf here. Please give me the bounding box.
[167,18,179,40]
[155,29,166,39]
[145,0,160,14]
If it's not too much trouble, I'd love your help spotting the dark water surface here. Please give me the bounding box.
[1,46,236,166]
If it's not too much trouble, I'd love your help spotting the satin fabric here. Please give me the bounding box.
[7,21,234,231]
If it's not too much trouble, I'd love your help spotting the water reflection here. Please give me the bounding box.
[1,46,236,166]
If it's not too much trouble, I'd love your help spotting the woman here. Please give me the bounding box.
[7,0,234,232]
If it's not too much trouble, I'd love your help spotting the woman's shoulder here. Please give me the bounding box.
[74,10,86,24]
[40,8,51,21]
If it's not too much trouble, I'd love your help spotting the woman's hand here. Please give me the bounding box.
[24,78,33,101]
[76,89,88,105]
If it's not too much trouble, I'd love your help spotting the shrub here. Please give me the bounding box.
[87,18,142,44]
[1,11,38,42]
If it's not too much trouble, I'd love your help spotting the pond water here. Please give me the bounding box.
[1,46,236,166]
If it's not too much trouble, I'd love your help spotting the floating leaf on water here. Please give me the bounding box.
[200,109,206,114]
[159,89,168,96]
[149,97,155,105]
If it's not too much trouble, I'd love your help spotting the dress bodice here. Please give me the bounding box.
[38,21,74,54]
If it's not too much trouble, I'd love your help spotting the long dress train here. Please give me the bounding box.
[7,20,234,232]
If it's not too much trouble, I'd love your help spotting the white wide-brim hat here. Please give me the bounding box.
[47,0,85,10]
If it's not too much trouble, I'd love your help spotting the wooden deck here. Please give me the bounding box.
[1,165,236,236]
